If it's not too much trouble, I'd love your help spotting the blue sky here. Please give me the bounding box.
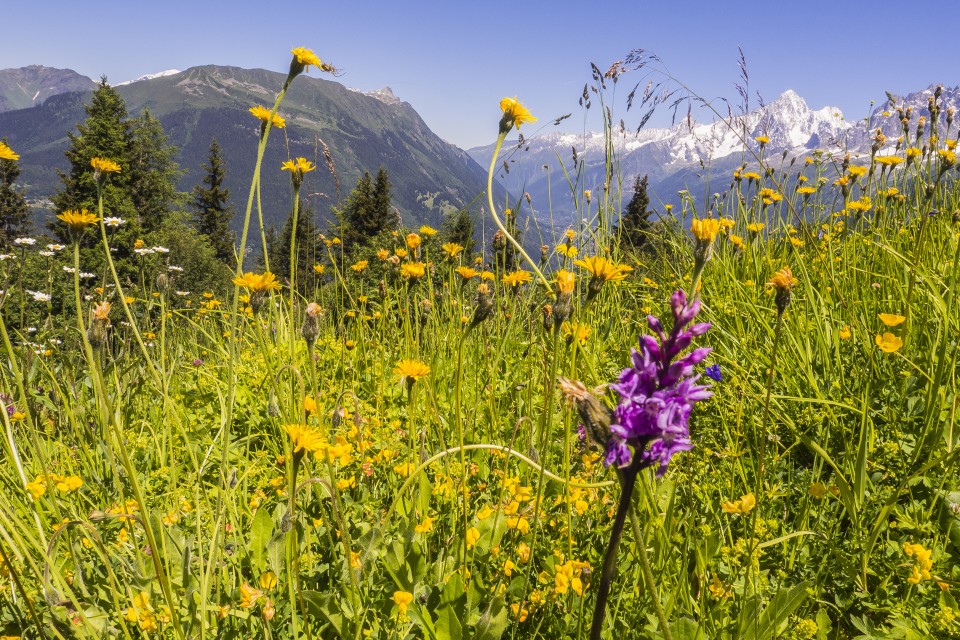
[6,0,959,149]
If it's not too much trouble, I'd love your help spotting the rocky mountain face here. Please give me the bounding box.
[470,85,959,227]
[0,66,98,112]
[0,65,499,234]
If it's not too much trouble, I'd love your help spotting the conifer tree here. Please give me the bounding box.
[615,174,653,252]
[52,78,134,225]
[269,196,319,293]
[370,166,396,235]
[339,171,373,250]
[441,207,475,256]
[0,138,30,247]
[129,108,184,233]
[191,138,235,265]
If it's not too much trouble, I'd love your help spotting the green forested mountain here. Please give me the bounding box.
[0,65,498,234]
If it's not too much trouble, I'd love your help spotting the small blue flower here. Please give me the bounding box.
[705,364,722,382]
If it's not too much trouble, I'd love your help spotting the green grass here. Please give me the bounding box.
[0,56,959,640]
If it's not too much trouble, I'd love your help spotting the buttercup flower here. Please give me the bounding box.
[878,313,905,327]
[875,332,903,353]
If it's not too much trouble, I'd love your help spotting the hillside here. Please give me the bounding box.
[0,65,501,234]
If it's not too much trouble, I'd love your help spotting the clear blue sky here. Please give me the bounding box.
[5,0,959,149]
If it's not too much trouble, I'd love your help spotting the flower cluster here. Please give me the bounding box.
[606,290,713,475]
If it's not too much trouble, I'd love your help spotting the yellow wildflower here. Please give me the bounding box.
[878,313,905,327]
[249,105,285,129]
[875,333,903,353]
[90,157,121,173]
[393,591,414,616]
[0,142,20,161]
[394,359,430,384]
[499,96,537,130]
[721,493,756,514]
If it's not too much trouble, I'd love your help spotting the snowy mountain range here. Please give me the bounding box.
[469,85,960,225]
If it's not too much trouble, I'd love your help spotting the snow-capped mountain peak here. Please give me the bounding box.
[115,69,182,86]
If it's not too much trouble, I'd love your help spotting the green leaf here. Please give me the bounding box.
[249,506,274,573]
[474,597,509,640]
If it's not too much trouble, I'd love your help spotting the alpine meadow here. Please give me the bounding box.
[1,44,960,640]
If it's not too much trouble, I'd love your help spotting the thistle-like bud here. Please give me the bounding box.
[469,283,494,330]
[557,377,613,450]
[301,302,322,347]
[552,270,575,327]
[156,273,169,293]
[541,304,553,331]
[87,301,111,349]
[267,392,280,418]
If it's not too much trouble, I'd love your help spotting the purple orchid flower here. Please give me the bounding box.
[605,289,713,476]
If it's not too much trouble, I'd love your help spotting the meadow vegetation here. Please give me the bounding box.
[0,48,958,639]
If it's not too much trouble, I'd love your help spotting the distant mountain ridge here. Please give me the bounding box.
[0,65,97,112]
[469,84,960,226]
[0,64,500,237]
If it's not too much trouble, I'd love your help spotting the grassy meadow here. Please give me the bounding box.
[0,49,959,640]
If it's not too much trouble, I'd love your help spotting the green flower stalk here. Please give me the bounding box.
[486,97,552,293]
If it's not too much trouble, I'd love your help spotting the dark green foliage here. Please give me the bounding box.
[191,138,235,265]
[52,78,134,231]
[441,207,476,258]
[0,138,30,246]
[267,196,320,294]
[128,108,184,233]
[339,167,398,255]
[491,208,523,272]
[614,174,653,253]
[150,211,229,295]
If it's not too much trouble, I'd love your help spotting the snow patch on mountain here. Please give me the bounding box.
[115,70,182,86]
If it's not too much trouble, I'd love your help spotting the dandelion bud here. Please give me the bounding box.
[469,283,494,330]
[540,244,549,263]
[557,377,613,450]
[493,230,506,251]
[156,273,169,293]
[552,270,575,327]
[301,302,321,346]
[267,392,280,418]
[766,266,797,315]
[541,304,553,331]
[690,217,722,268]
[947,107,954,129]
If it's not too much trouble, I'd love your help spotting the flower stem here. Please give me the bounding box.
[485,131,552,292]
[590,456,642,640]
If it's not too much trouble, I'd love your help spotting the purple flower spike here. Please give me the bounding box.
[606,289,713,476]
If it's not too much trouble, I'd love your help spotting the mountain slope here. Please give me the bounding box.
[470,85,959,226]
[0,65,499,234]
[0,66,97,112]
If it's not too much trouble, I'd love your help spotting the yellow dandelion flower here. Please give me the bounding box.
[747,222,765,234]
[442,242,464,258]
[281,157,316,175]
[556,269,575,294]
[838,326,852,340]
[232,272,282,292]
[90,157,121,173]
[350,260,369,273]
[57,209,100,233]
[556,243,578,258]
[499,96,537,130]
[766,266,797,292]
[876,155,904,167]
[754,135,769,145]
[502,270,533,288]
[0,141,20,161]
[405,233,421,250]
[290,47,335,74]
[284,424,325,454]
[400,262,426,279]
[249,105,285,129]
[691,218,722,242]
[456,266,479,280]
[573,256,633,282]
[394,359,430,384]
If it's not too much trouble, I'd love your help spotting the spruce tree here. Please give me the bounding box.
[269,196,319,293]
[52,78,134,225]
[191,138,235,265]
[615,174,653,252]
[441,207,475,256]
[340,171,373,251]
[0,138,30,247]
[370,166,397,235]
[129,108,184,233]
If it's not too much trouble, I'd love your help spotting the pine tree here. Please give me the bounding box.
[615,174,653,253]
[191,138,235,265]
[52,78,134,225]
[128,108,184,233]
[0,138,30,247]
